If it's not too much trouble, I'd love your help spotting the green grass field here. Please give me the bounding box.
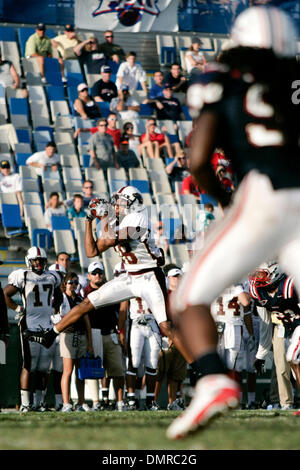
[0,409,300,450]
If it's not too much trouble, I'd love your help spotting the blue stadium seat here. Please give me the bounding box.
[32,228,53,249]
[15,153,31,166]
[129,179,150,194]
[200,194,218,206]
[65,72,84,87]
[0,26,16,41]
[1,203,27,237]
[46,86,66,102]
[181,105,192,121]
[15,128,31,144]
[139,103,154,117]
[80,154,90,168]
[51,215,71,231]
[98,101,110,117]
[9,97,29,115]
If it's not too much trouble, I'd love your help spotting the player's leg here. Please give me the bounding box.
[144,327,161,409]
[167,172,281,438]
[55,277,134,334]
[137,269,194,364]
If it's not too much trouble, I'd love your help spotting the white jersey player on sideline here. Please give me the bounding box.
[4,247,62,412]
[48,262,66,411]
[125,294,162,410]
[211,284,255,405]
[24,186,193,366]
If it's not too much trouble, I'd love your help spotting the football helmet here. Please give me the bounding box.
[25,246,47,275]
[249,261,284,288]
[117,186,144,213]
[230,6,297,58]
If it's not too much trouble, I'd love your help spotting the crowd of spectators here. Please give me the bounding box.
[0,21,247,413]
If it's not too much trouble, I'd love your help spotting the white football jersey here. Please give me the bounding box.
[8,269,61,331]
[115,210,162,272]
[211,284,244,325]
[129,296,153,320]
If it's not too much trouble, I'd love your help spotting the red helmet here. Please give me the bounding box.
[249,262,284,288]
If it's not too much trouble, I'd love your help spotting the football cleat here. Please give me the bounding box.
[19,405,31,414]
[23,328,58,349]
[166,374,240,440]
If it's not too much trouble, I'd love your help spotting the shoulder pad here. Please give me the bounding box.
[7,268,26,287]
[249,280,260,301]
[187,64,228,117]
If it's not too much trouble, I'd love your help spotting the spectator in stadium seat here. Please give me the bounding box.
[164,63,187,93]
[65,180,100,210]
[116,137,140,173]
[24,23,52,84]
[165,149,190,189]
[88,117,118,170]
[139,117,179,159]
[73,83,101,120]
[0,51,20,89]
[67,194,86,227]
[91,65,118,103]
[110,84,140,121]
[73,35,107,75]
[44,191,67,231]
[181,173,202,202]
[144,70,164,104]
[99,30,125,65]
[26,140,60,177]
[116,51,148,95]
[51,24,81,83]
[185,37,207,76]
[106,112,122,151]
[59,272,93,412]
[154,84,185,122]
[122,122,140,157]
[0,159,24,217]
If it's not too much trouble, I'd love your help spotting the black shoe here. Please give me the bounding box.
[23,328,58,348]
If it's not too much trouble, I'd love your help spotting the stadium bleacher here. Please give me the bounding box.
[0,22,223,281]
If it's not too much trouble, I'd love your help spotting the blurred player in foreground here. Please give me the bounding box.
[166,6,300,439]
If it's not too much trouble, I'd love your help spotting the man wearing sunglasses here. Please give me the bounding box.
[99,30,125,64]
[89,117,119,170]
[83,261,126,411]
[74,35,107,75]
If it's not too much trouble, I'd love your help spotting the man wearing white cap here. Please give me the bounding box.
[83,261,126,411]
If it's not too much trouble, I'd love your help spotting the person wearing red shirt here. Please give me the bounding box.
[139,117,178,159]
[106,112,121,151]
[181,174,203,202]
[73,112,121,151]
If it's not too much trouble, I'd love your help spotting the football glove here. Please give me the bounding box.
[86,198,110,221]
[23,327,58,349]
[254,358,265,376]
